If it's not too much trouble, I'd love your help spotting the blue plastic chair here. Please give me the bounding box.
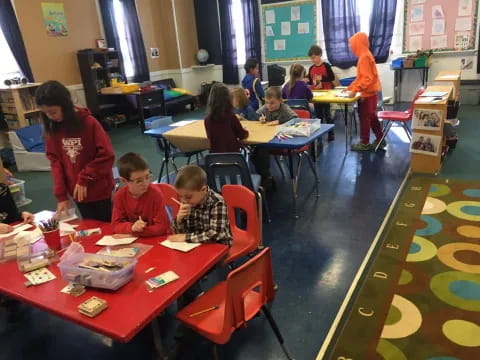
[204,153,271,225]
[148,116,205,183]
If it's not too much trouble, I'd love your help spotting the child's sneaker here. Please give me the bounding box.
[351,142,372,151]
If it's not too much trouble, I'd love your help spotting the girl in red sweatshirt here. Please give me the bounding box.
[35,81,115,222]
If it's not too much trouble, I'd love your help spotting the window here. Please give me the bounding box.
[112,0,134,78]
[231,0,246,66]
[0,27,22,83]
[358,0,375,34]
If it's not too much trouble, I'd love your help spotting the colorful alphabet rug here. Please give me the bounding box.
[325,176,480,360]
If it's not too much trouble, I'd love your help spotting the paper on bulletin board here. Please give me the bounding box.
[432,5,444,19]
[291,6,300,21]
[409,22,425,35]
[266,9,275,24]
[432,19,445,35]
[41,2,68,37]
[409,36,423,51]
[274,39,286,51]
[455,32,470,49]
[411,0,425,4]
[298,22,310,34]
[411,5,424,22]
[431,35,447,49]
[266,26,274,37]
[458,0,473,17]
[281,22,291,36]
[455,17,472,31]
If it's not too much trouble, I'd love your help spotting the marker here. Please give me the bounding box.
[171,197,182,206]
[188,305,219,317]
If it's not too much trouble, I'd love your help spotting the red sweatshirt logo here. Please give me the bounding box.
[62,138,83,163]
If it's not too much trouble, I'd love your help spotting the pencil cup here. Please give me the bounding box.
[44,229,61,251]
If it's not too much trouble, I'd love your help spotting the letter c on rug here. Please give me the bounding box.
[386,243,400,250]
[358,307,374,317]
[374,272,388,279]
[337,357,352,360]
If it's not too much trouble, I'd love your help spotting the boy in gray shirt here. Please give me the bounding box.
[256,87,297,125]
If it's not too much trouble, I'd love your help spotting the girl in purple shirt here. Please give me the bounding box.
[282,64,313,101]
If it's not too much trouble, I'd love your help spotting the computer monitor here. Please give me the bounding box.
[267,64,286,86]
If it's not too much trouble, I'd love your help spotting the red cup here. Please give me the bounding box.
[43,229,61,250]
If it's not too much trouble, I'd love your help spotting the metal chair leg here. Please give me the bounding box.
[375,120,392,152]
[304,152,319,196]
[258,186,272,224]
[261,306,294,360]
[403,123,412,140]
[273,156,286,179]
[186,155,192,165]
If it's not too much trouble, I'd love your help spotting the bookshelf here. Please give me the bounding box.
[77,49,125,116]
[0,83,42,129]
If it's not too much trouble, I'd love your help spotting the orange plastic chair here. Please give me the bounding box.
[375,87,425,151]
[156,183,180,219]
[176,247,293,359]
[221,185,261,266]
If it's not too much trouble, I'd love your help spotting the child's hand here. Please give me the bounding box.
[347,91,356,98]
[73,184,88,202]
[168,233,186,242]
[176,203,191,223]
[0,223,13,234]
[267,120,279,126]
[131,218,146,233]
[55,200,71,218]
[21,212,34,224]
[259,115,266,124]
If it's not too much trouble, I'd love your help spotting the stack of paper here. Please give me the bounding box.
[96,236,138,246]
[59,222,78,236]
[160,240,201,252]
[0,224,34,238]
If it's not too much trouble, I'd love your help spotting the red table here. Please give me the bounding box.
[0,220,228,342]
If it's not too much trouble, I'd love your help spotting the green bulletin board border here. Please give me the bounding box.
[262,0,317,62]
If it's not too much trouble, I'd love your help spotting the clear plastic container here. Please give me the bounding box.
[58,243,136,290]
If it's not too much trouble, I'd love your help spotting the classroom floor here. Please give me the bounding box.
[1,104,478,360]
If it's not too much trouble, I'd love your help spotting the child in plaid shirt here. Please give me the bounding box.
[168,165,232,245]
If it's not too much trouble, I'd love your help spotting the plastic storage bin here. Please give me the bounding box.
[414,56,428,68]
[9,178,31,207]
[391,57,405,69]
[144,115,173,130]
[339,77,356,86]
[59,243,136,290]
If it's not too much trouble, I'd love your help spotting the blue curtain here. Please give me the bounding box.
[219,0,239,84]
[369,0,397,63]
[194,0,222,65]
[321,0,359,69]
[0,0,34,81]
[242,0,262,77]
[99,0,149,83]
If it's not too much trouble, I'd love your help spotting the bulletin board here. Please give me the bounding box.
[403,0,479,53]
[262,0,316,62]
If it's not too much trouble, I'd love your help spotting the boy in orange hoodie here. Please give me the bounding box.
[346,32,385,151]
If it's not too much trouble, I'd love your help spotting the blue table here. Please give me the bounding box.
[145,122,335,217]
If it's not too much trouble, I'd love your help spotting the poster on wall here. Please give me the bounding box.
[41,2,68,37]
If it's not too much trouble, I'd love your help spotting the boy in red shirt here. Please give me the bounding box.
[307,45,335,141]
[112,152,170,237]
[346,32,384,151]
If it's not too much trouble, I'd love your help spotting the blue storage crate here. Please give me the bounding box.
[339,76,356,86]
[144,115,173,130]
[391,57,405,69]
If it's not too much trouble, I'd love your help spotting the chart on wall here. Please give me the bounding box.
[403,0,479,53]
[262,0,316,62]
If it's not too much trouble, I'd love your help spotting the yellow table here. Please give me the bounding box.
[312,89,360,153]
[162,120,278,152]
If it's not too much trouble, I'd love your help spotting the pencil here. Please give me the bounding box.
[188,305,219,318]
[171,197,182,206]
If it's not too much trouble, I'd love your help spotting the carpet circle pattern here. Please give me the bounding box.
[447,201,480,221]
[430,271,480,311]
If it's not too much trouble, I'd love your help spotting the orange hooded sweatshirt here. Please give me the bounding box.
[348,32,381,98]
